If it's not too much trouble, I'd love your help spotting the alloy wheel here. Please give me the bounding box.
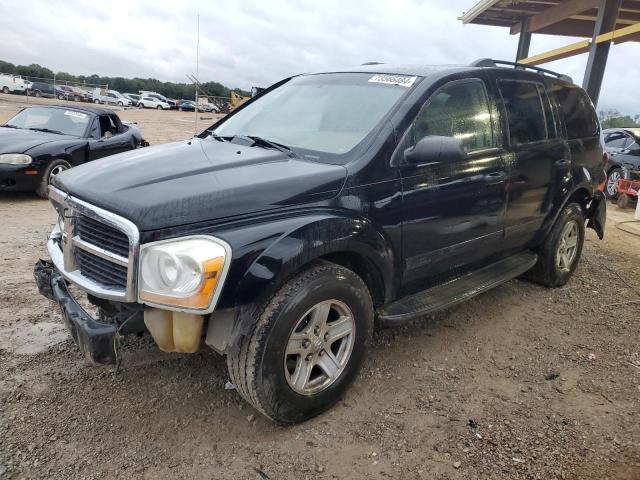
[48,164,68,184]
[284,299,355,396]
[556,220,579,273]
[606,170,621,197]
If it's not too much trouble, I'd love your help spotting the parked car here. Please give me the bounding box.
[140,91,176,109]
[123,93,141,103]
[176,100,197,111]
[137,96,170,109]
[0,74,27,94]
[198,102,219,113]
[57,85,88,102]
[602,127,640,198]
[0,105,147,197]
[27,81,59,98]
[34,60,605,424]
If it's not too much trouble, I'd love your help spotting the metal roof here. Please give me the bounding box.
[460,0,640,39]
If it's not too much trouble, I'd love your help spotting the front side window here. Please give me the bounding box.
[213,73,412,159]
[498,80,549,145]
[605,132,630,150]
[412,79,493,153]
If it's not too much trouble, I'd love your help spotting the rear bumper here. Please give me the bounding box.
[586,190,606,239]
[34,259,118,364]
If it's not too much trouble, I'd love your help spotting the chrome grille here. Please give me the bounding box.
[47,186,139,302]
[76,215,129,258]
[76,249,128,289]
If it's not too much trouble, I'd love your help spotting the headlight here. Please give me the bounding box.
[0,154,32,165]
[138,236,231,313]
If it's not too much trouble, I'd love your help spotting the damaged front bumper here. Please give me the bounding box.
[34,259,119,364]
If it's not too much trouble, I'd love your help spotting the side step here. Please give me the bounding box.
[378,251,538,325]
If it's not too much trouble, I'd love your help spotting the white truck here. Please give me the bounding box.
[0,74,27,94]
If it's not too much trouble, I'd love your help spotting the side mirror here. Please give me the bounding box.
[404,135,465,165]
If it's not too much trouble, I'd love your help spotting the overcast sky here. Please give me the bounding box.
[1,0,638,115]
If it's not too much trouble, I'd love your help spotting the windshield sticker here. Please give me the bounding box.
[64,110,87,119]
[368,74,417,88]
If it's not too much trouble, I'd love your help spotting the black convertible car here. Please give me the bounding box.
[0,105,147,197]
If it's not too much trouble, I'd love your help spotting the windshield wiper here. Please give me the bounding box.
[241,135,298,158]
[2,124,19,129]
[28,127,65,135]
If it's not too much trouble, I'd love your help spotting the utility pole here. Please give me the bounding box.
[195,14,200,135]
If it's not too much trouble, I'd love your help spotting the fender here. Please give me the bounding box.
[534,168,604,245]
[202,209,397,352]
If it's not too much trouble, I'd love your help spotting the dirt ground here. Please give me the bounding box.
[0,93,639,480]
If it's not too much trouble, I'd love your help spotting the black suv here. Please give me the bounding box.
[602,127,640,198]
[35,59,606,424]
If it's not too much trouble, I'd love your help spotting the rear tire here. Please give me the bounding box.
[525,203,584,288]
[226,261,373,424]
[34,91,41,98]
[93,99,100,104]
[36,159,72,199]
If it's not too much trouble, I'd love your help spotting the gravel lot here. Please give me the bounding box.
[1,93,639,480]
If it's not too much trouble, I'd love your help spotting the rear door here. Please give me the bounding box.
[400,76,508,288]
[493,74,569,249]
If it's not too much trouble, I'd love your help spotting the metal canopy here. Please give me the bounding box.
[460,0,640,105]
[460,0,640,38]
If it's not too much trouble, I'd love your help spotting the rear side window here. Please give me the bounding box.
[498,80,551,145]
[413,79,493,153]
[554,86,598,139]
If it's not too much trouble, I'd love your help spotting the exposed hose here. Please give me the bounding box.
[615,220,640,238]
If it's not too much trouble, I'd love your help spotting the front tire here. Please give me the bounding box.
[605,167,622,199]
[36,159,72,199]
[2,86,9,94]
[93,99,100,104]
[226,261,373,424]
[156,105,162,110]
[525,203,585,288]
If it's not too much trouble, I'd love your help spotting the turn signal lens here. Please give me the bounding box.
[139,236,231,313]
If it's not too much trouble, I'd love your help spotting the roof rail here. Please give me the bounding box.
[469,58,573,84]
[361,61,385,66]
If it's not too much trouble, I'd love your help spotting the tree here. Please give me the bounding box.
[0,60,16,74]
[598,109,640,129]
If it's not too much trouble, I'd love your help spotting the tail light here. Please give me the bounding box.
[603,151,610,166]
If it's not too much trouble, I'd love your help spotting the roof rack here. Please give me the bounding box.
[470,58,573,84]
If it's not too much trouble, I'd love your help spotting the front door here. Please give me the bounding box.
[400,78,508,291]
[88,116,131,160]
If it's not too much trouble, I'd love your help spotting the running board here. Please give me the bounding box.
[378,251,538,325]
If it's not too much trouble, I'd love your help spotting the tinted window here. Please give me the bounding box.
[605,132,630,149]
[498,80,548,145]
[554,86,598,139]
[413,80,493,153]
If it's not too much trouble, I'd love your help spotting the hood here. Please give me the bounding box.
[0,126,71,154]
[54,137,348,231]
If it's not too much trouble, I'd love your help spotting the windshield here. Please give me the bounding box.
[213,73,414,159]
[4,107,90,136]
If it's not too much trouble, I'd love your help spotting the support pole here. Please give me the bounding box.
[582,0,621,106]
[515,18,532,61]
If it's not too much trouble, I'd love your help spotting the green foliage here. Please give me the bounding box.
[598,109,640,129]
[0,59,248,100]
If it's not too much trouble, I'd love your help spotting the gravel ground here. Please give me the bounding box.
[1,93,639,480]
